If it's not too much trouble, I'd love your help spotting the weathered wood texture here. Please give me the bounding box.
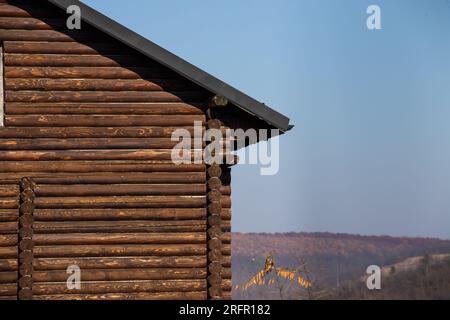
[0,182,19,299]
[0,42,4,127]
[32,279,206,295]
[204,114,234,299]
[0,0,234,300]
[32,291,207,300]
[220,167,232,299]
[17,178,34,300]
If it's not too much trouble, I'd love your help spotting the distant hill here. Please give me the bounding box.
[331,253,450,300]
[380,253,450,277]
[232,232,450,299]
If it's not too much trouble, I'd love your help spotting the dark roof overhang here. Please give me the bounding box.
[47,0,294,132]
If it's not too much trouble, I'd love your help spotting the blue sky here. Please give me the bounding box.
[83,0,450,239]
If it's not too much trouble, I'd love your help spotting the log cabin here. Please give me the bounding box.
[0,0,292,300]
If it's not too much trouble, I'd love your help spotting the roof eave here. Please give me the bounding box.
[47,0,293,132]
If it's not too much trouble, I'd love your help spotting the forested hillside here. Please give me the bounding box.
[232,232,450,299]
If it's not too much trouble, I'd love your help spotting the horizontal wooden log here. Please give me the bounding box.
[222,208,231,221]
[0,17,65,30]
[33,268,206,282]
[220,185,232,195]
[0,162,205,174]
[34,208,206,221]
[0,283,16,296]
[221,232,231,244]
[34,196,206,209]
[33,280,206,295]
[0,138,229,152]
[5,115,205,127]
[0,198,19,209]
[33,232,206,245]
[0,246,17,258]
[35,184,206,197]
[222,291,232,300]
[0,221,17,233]
[0,259,17,271]
[0,210,18,222]
[33,220,206,234]
[34,225,205,235]
[0,127,197,138]
[6,91,208,103]
[221,268,232,279]
[35,184,205,197]
[33,291,206,300]
[4,41,133,54]
[221,279,232,291]
[222,196,232,208]
[5,78,199,92]
[6,103,204,115]
[4,54,156,67]
[34,256,206,270]
[5,67,175,79]
[0,29,104,42]
[0,172,206,185]
[0,185,19,197]
[0,138,190,150]
[34,244,206,258]
[6,103,204,116]
[0,150,198,161]
[221,221,231,232]
[0,271,17,283]
[222,244,231,256]
[222,256,231,268]
[32,244,231,259]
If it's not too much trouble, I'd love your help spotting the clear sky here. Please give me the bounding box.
[83,0,450,239]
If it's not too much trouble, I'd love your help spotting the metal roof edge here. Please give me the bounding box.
[47,0,293,132]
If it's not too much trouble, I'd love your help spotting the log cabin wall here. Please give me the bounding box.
[0,182,19,300]
[0,0,231,300]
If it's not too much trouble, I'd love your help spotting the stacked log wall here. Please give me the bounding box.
[0,182,19,300]
[0,0,233,300]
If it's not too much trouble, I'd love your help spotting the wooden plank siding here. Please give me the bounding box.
[0,0,232,300]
